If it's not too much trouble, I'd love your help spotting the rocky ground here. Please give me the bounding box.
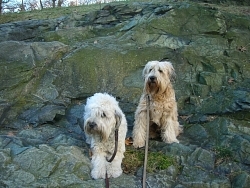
[0,0,250,187]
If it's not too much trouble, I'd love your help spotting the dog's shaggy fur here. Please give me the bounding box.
[83,93,127,179]
[132,61,182,148]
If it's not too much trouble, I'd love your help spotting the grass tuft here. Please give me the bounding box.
[122,146,176,174]
[213,146,234,166]
[214,146,233,159]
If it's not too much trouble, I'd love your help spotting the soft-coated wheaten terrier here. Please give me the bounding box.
[83,93,127,179]
[132,61,182,148]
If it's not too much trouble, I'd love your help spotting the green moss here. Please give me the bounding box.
[146,4,224,36]
[56,46,169,100]
[122,146,176,174]
[43,32,63,42]
[0,5,100,24]
[43,27,97,45]
[214,146,233,160]
[228,111,250,121]
[1,1,249,25]
[122,147,144,174]
[147,152,176,173]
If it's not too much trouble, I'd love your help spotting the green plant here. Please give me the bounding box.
[214,146,233,158]
[122,147,144,174]
[147,151,176,173]
[213,146,233,166]
[122,146,176,174]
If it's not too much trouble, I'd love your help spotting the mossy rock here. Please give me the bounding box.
[55,45,172,102]
[146,4,226,36]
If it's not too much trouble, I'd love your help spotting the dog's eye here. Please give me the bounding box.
[149,69,152,72]
[159,69,163,73]
[101,112,106,118]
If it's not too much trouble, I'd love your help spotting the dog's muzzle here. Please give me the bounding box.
[148,76,157,83]
[88,122,97,129]
[85,121,99,134]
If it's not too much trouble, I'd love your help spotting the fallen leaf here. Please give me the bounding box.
[237,46,247,52]
[228,77,235,84]
[125,137,133,146]
[215,158,224,166]
[179,115,192,121]
[7,131,15,137]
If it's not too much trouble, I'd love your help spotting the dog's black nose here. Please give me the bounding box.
[89,122,97,128]
[149,76,156,82]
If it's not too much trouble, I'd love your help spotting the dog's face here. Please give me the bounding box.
[84,102,121,141]
[143,61,176,95]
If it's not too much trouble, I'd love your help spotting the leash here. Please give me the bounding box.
[105,113,120,188]
[143,95,150,188]
[107,128,118,163]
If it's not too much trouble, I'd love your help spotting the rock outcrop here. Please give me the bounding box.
[0,0,250,187]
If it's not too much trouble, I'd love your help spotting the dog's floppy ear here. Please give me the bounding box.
[170,67,176,82]
[142,66,148,80]
[115,110,122,129]
[142,61,153,80]
[164,61,176,83]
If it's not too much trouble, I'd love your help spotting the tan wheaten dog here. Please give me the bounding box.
[132,61,182,148]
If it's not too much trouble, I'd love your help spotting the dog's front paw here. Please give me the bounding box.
[108,167,122,178]
[91,168,106,179]
[163,137,179,144]
[133,140,145,148]
[171,139,179,144]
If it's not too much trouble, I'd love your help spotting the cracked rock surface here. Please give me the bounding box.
[0,0,250,187]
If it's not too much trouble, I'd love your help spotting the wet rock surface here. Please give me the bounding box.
[0,0,250,187]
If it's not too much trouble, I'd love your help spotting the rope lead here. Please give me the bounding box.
[143,95,150,188]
